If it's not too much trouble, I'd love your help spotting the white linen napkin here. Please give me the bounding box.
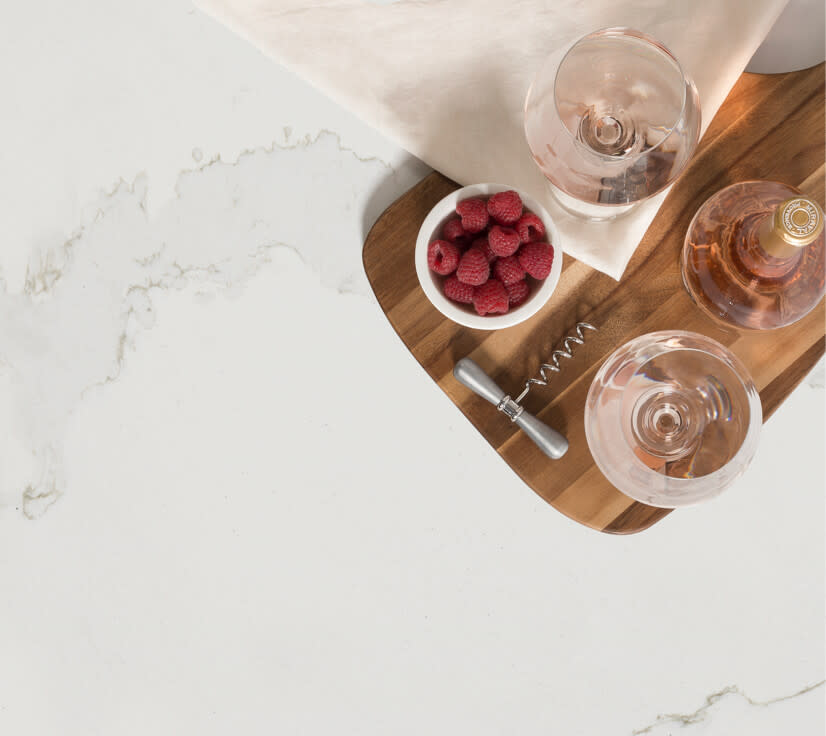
[194,0,788,279]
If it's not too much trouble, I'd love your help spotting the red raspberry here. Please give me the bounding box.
[488,225,520,257]
[472,236,497,263]
[517,241,554,279]
[456,198,489,234]
[443,275,474,304]
[506,279,530,307]
[442,217,468,243]
[516,213,546,243]
[487,190,523,225]
[493,255,525,285]
[456,247,490,286]
[427,239,460,275]
[473,279,509,316]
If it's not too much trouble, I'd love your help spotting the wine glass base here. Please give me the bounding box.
[547,182,639,221]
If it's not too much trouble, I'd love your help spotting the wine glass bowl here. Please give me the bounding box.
[584,332,762,508]
[524,28,701,220]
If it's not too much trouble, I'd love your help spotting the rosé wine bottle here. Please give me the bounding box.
[681,181,825,330]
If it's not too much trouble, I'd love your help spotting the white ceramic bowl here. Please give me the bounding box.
[415,183,562,329]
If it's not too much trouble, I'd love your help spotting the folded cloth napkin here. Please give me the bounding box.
[194,0,788,279]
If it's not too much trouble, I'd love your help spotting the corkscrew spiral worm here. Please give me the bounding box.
[514,322,598,403]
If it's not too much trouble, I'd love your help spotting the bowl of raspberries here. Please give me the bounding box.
[415,183,561,329]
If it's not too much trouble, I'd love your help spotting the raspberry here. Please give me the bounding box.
[473,279,509,316]
[517,241,554,279]
[488,225,520,257]
[455,198,489,234]
[443,275,474,304]
[506,279,530,307]
[472,236,497,263]
[427,239,460,275]
[516,213,546,243]
[493,255,525,285]
[442,217,467,244]
[487,190,523,225]
[456,247,490,286]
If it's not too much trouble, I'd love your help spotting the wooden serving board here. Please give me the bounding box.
[363,64,825,534]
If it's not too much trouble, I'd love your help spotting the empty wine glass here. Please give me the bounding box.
[524,27,701,220]
[584,332,762,508]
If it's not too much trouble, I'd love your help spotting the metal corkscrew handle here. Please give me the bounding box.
[452,322,598,461]
[453,358,569,460]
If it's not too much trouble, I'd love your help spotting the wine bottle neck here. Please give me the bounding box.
[757,214,799,258]
[731,212,801,280]
[758,196,824,258]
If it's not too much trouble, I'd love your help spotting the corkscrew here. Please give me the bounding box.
[453,322,597,460]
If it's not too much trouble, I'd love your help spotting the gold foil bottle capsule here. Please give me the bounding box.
[759,197,824,257]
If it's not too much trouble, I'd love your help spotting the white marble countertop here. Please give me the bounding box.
[1,2,823,734]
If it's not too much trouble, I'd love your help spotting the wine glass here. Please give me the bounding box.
[584,332,762,508]
[524,27,701,221]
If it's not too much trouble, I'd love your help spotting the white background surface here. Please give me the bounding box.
[1,2,823,734]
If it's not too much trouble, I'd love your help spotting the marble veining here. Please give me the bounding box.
[0,131,428,517]
[633,680,825,734]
